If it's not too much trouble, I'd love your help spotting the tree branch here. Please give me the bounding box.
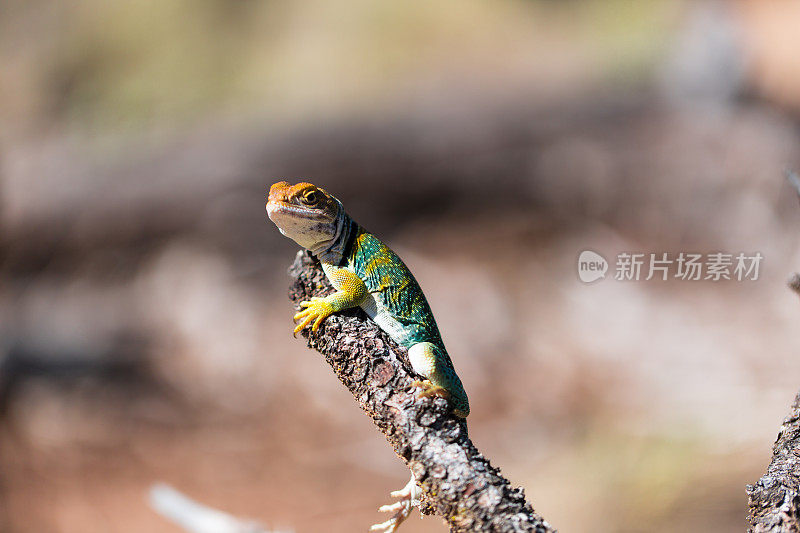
[746,273,800,532]
[747,391,800,532]
[288,251,555,532]
[788,274,800,298]
[149,483,282,533]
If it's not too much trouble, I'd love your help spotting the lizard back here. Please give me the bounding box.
[347,228,446,350]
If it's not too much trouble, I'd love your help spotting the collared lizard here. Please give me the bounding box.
[266,180,470,532]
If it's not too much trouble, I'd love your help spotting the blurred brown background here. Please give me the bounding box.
[2,1,800,531]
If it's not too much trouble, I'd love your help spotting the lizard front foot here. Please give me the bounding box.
[292,297,334,335]
[412,379,451,400]
[370,475,421,533]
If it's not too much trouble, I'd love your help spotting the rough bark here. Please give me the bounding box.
[287,251,555,533]
[747,391,800,532]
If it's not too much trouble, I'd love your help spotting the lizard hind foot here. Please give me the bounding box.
[370,476,421,533]
[412,379,451,400]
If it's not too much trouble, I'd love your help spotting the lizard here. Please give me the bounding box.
[266,180,470,532]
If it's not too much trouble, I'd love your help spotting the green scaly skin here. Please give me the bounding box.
[346,227,470,418]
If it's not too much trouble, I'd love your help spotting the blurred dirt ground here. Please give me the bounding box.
[3,1,800,532]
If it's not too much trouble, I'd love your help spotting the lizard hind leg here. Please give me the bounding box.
[370,474,421,532]
[408,342,439,381]
[408,342,470,418]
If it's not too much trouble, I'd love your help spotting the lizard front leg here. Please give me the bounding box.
[293,264,368,334]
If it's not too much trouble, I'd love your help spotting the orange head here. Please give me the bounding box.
[266,181,343,251]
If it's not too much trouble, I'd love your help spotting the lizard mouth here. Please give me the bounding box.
[266,201,321,220]
[267,200,334,222]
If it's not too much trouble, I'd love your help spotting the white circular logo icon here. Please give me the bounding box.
[578,250,608,283]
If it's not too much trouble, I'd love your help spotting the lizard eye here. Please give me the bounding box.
[301,191,319,205]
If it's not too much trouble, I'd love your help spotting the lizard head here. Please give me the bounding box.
[266,181,343,251]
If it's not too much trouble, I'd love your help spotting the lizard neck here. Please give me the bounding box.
[311,203,357,266]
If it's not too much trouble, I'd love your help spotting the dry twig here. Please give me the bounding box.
[288,251,555,532]
[747,392,800,532]
[149,483,282,533]
[747,177,800,531]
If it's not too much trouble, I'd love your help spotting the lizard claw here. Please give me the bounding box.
[292,297,334,335]
[370,476,420,533]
